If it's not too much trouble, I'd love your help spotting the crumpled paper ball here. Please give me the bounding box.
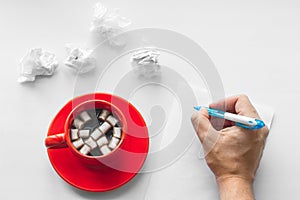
[64,44,96,74]
[18,48,58,83]
[90,3,131,46]
[131,48,161,78]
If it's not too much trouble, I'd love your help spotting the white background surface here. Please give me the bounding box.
[0,0,299,199]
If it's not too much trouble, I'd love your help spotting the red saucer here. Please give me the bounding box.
[46,93,149,192]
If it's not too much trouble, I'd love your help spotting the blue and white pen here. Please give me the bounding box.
[194,106,265,130]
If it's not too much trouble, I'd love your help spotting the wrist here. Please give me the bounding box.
[217,176,254,200]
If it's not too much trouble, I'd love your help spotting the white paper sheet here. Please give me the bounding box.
[144,104,274,200]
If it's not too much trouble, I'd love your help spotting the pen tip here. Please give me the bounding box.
[193,106,201,110]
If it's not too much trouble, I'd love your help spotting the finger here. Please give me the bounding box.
[210,116,235,130]
[209,95,240,113]
[209,95,248,129]
[209,95,260,119]
[191,108,215,143]
[234,95,260,119]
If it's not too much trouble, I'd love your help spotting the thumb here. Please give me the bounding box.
[191,108,213,143]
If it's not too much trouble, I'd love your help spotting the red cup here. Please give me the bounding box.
[44,100,127,166]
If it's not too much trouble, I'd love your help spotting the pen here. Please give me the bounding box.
[194,106,265,130]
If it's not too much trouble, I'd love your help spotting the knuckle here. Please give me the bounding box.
[198,134,205,143]
[191,113,198,123]
[263,126,269,137]
[239,94,249,100]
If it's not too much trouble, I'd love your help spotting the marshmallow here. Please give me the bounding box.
[99,121,112,134]
[79,111,92,122]
[106,115,119,126]
[73,118,84,129]
[98,109,110,121]
[72,138,84,149]
[84,137,97,149]
[96,136,108,147]
[78,129,90,138]
[90,128,104,140]
[100,145,111,156]
[108,137,120,149]
[70,129,79,140]
[79,144,91,155]
[113,127,122,139]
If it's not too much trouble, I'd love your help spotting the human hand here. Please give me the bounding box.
[191,95,269,199]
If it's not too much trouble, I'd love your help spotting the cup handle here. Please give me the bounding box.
[45,133,67,149]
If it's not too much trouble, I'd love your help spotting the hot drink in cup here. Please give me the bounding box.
[45,100,127,164]
[70,108,123,157]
